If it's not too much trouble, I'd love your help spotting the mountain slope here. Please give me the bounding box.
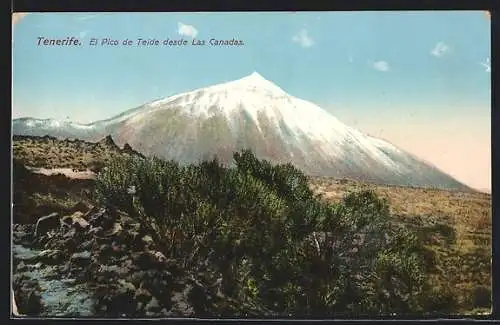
[12,72,473,191]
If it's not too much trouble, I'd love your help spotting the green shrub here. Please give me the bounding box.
[95,149,437,316]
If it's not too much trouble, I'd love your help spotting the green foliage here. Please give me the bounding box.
[95,149,448,316]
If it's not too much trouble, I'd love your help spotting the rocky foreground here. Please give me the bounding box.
[12,205,238,318]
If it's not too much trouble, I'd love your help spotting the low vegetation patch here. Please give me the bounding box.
[309,177,492,315]
[12,135,143,173]
[93,150,464,316]
[12,136,491,316]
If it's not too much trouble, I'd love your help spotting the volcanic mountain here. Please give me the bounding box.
[12,72,472,191]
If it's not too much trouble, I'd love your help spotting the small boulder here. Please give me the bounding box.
[33,213,60,238]
[144,296,161,314]
[63,229,78,242]
[13,227,32,245]
[80,239,94,251]
[61,212,90,230]
[105,222,123,237]
[142,235,154,245]
[36,249,65,265]
[134,287,152,304]
[86,208,114,228]
[16,261,27,272]
[117,279,136,295]
[70,251,92,267]
[89,226,103,236]
[149,251,166,263]
[84,206,101,220]
[13,277,42,316]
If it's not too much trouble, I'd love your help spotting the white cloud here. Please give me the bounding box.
[292,29,314,48]
[177,22,198,38]
[372,60,390,72]
[480,57,491,73]
[431,41,449,57]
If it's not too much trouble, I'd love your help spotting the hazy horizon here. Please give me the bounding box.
[12,11,491,191]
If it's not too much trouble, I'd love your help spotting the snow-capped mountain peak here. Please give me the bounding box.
[210,71,288,97]
[137,72,292,131]
[233,71,284,89]
[12,73,473,192]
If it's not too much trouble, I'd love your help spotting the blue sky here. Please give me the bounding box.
[12,11,491,190]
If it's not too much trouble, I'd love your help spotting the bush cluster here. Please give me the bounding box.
[95,149,439,316]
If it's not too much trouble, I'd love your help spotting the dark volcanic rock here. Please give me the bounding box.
[36,249,66,265]
[96,279,137,317]
[13,274,42,316]
[34,213,60,238]
[61,212,90,231]
[13,203,231,318]
[16,261,27,272]
[122,143,146,158]
[86,208,117,230]
[145,296,161,316]
[98,135,120,151]
[70,251,92,267]
[13,224,35,245]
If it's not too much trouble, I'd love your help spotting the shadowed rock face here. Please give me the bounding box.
[11,206,214,317]
[12,73,473,192]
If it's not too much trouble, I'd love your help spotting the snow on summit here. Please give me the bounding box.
[140,72,398,167]
[147,71,288,123]
[145,72,343,134]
